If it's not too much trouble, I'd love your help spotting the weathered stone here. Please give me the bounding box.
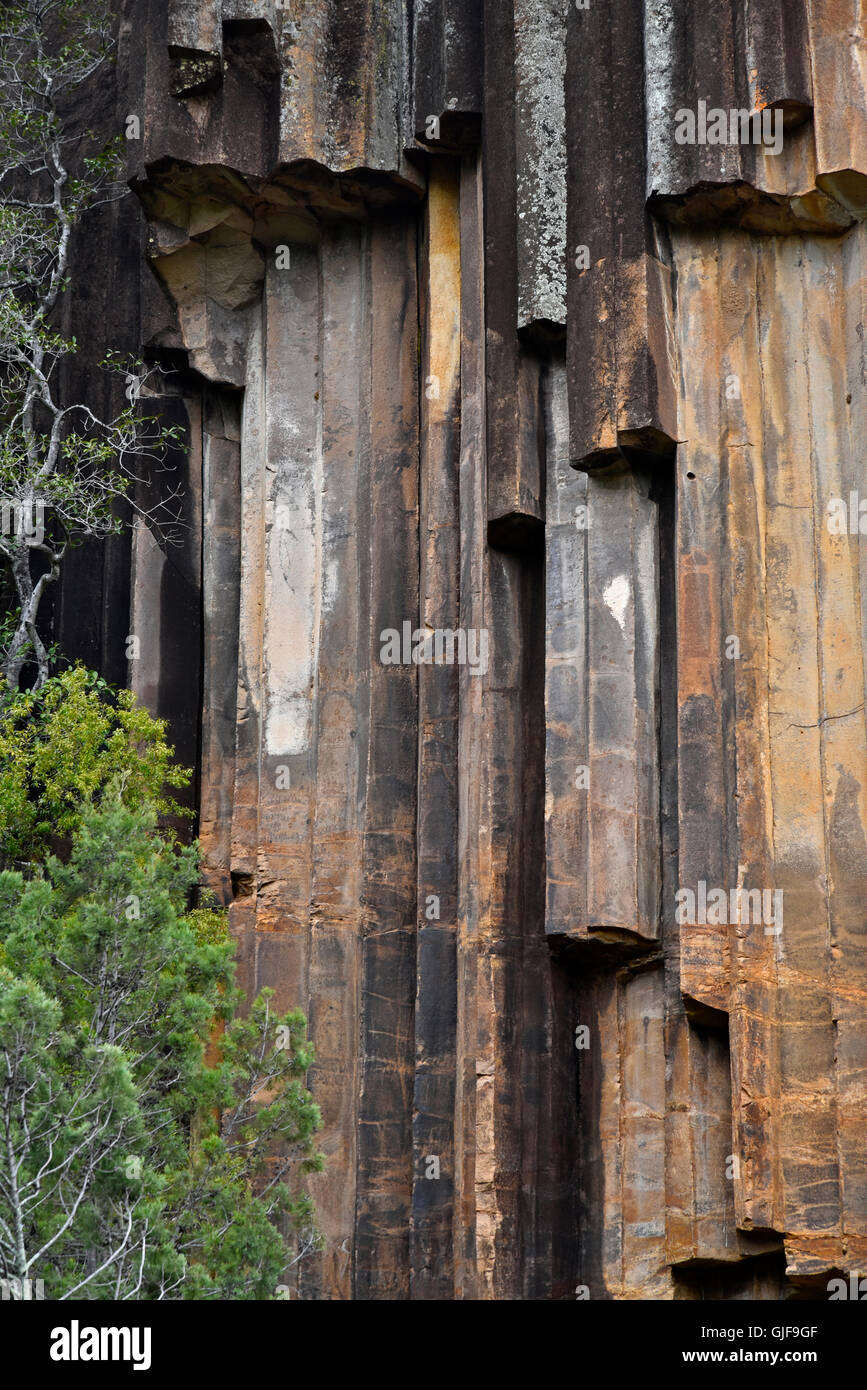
[412,0,482,147]
[49,0,867,1300]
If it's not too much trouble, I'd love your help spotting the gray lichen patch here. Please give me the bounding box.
[515,0,567,330]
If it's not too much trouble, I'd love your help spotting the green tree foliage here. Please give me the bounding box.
[0,664,191,865]
[0,669,323,1299]
[0,794,323,1299]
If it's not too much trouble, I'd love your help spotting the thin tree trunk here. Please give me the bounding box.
[2,540,52,691]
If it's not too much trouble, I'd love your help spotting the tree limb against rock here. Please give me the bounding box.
[0,0,184,691]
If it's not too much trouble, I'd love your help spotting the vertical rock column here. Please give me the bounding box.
[672,223,867,1282]
[228,218,421,1298]
[411,160,462,1298]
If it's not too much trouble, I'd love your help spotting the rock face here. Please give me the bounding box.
[61,0,867,1297]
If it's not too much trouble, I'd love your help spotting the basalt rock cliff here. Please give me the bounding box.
[57,0,867,1299]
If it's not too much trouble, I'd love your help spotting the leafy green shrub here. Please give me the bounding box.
[186,905,231,948]
[0,664,191,863]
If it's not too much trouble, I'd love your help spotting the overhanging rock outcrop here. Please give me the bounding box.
[61,0,867,1297]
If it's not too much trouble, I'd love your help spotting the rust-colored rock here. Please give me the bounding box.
[52,0,867,1299]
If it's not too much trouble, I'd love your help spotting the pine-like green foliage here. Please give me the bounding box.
[0,795,323,1299]
[0,671,323,1299]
